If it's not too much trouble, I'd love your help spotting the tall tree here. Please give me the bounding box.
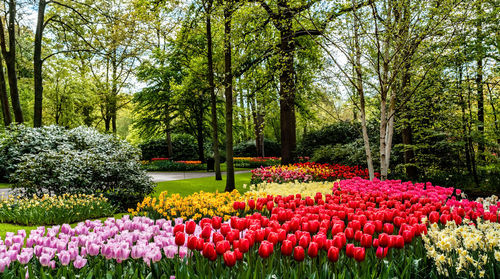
[224,0,235,191]
[0,0,23,123]
[0,54,10,126]
[203,0,222,180]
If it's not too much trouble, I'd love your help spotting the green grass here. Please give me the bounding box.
[153,172,252,197]
[0,183,11,189]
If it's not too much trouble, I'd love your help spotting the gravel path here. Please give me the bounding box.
[0,170,251,197]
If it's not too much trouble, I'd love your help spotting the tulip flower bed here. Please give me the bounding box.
[251,162,378,184]
[1,178,499,278]
[233,157,281,168]
[129,190,259,222]
[245,181,335,198]
[0,194,115,226]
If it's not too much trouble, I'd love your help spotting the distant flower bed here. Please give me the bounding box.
[141,159,205,171]
[251,162,377,184]
[245,181,335,198]
[0,194,115,226]
[129,190,258,221]
[233,157,281,168]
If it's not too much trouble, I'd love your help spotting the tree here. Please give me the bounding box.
[0,0,23,123]
[224,0,235,191]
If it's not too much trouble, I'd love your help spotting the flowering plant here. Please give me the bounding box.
[129,190,259,221]
[0,193,115,226]
[251,162,378,184]
[233,157,281,168]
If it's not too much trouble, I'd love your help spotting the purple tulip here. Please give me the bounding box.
[58,251,71,266]
[73,256,87,269]
[39,254,51,267]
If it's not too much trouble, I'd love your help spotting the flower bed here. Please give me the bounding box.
[0,178,498,278]
[128,190,258,221]
[0,194,115,226]
[251,162,377,184]
[245,181,335,198]
[233,157,281,168]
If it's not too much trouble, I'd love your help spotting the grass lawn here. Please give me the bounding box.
[153,172,252,197]
[0,183,11,189]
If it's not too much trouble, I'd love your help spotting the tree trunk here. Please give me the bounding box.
[196,111,205,163]
[224,3,235,191]
[206,2,222,180]
[166,106,173,158]
[0,0,23,123]
[476,0,485,161]
[279,16,297,165]
[352,0,374,180]
[0,61,11,126]
[33,0,47,127]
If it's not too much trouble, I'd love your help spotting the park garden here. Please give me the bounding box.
[0,0,498,278]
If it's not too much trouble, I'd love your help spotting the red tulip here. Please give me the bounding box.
[383,223,394,234]
[258,241,273,258]
[202,243,217,261]
[307,242,319,258]
[196,237,205,251]
[363,223,375,235]
[360,234,372,248]
[239,238,250,253]
[376,246,388,259]
[327,247,339,262]
[212,216,222,230]
[299,235,310,249]
[346,243,355,258]
[354,247,365,262]
[174,224,184,235]
[201,226,211,239]
[402,230,413,244]
[333,235,344,249]
[287,234,297,246]
[345,228,354,240]
[187,235,197,250]
[429,211,439,224]
[266,201,274,211]
[393,235,404,249]
[267,232,279,245]
[248,199,256,210]
[223,251,236,267]
[175,232,185,246]
[221,224,231,237]
[281,240,293,256]
[234,248,243,261]
[293,246,305,262]
[213,232,224,244]
[354,230,363,242]
[379,233,390,248]
[216,240,230,255]
[185,221,196,235]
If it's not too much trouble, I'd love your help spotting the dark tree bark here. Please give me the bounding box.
[475,1,485,161]
[224,1,235,192]
[0,60,11,126]
[34,0,47,127]
[196,110,205,163]
[0,0,23,123]
[165,106,173,158]
[279,14,297,165]
[205,0,222,180]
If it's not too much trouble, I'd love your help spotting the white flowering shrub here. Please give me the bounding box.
[0,125,154,209]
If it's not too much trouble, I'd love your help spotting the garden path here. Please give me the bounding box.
[0,170,251,197]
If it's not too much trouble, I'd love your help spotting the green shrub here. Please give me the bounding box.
[311,139,376,167]
[142,160,205,171]
[139,134,198,160]
[297,121,362,156]
[1,125,154,210]
[233,139,281,157]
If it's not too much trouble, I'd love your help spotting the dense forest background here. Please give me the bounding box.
[0,0,498,195]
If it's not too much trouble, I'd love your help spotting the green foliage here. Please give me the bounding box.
[0,125,154,210]
[142,160,205,171]
[233,139,281,157]
[311,140,376,167]
[139,134,199,161]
